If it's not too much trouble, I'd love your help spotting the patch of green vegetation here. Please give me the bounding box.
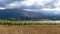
[0,20,59,25]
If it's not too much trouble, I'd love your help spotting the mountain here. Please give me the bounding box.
[0,8,60,20]
[0,8,43,20]
[0,8,44,18]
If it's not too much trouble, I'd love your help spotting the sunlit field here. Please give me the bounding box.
[0,20,60,25]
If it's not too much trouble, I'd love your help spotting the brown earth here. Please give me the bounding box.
[0,25,60,34]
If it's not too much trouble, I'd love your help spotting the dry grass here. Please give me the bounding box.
[0,25,60,34]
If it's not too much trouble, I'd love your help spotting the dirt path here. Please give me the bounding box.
[0,25,60,34]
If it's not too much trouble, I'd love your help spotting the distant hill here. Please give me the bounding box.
[0,8,60,20]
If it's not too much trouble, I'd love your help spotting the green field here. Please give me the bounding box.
[0,20,59,25]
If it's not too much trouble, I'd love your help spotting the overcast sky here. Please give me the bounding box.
[0,0,60,14]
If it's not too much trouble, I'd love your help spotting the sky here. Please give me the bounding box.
[0,0,60,14]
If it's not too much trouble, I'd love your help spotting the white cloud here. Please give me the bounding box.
[5,2,22,9]
[54,0,60,8]
[23,9,38,11]
[0,7,5,10]
[21,0,34,6]
[23,7,60,14]
[40,7,60,11]
[1,0,60,14]
[22,0,60,13]
[40,7,60,14]
[5,0,53,9]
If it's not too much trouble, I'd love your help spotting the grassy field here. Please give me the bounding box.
[0,25,60,34]
[0,20,60,34]
[0,20,59,25]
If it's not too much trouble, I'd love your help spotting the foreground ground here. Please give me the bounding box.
[0,25,60,34]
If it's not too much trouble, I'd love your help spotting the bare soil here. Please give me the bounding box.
[0,25,60,34]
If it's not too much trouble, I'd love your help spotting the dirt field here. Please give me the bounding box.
[0,25,60,34]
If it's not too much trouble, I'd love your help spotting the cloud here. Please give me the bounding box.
[23,7,60,12]
[4,0,55,9]
[23,9,38,12]
[53,0,60,8]
[0,7,5,10]
[21,0,60,13]
[0,0,60,14]
[5,0,53,8]
[5,1,22,9]
[0,0,23,7]
[0,0,24,9]
[40,7,60,11]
